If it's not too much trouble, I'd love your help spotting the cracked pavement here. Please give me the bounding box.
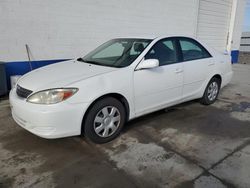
[0,64,250,188]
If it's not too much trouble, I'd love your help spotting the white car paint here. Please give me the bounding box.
[134,61,183,116]
[9,36,233,139]
[18,60,118,91]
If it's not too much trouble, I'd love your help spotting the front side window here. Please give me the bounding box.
[80,38,152,68]
[179,39,211,61]
[145,39,178,66]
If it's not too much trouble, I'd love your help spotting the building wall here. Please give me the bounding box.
[0,0,247,90]
[197,0,233,52]
[240,32,250,52]
[1,0,247,62]
[229,0,247,51]
[0,0,199,62]
[227,0,247,63]
[238,52,250,64]
[239,32,250,65]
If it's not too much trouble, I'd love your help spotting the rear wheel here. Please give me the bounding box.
[200,77,221,105]
[83,97,126,144]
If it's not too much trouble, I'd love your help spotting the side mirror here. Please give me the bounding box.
[136,59,159,70]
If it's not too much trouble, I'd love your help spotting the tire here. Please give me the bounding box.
[83,97,126,144]
[200,77,221,105]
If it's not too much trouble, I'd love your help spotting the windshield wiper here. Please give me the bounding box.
[77,58,101,65]
[76,57,85,62]
[77,57,120,68]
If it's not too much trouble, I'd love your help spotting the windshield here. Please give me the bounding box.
[79,38,152,68]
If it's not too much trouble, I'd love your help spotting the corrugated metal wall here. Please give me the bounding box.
[197,0,233,52]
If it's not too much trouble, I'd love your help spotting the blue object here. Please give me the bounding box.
[4,59,70,90]
[231,50,239,64]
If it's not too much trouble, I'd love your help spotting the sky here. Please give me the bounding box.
[243,0,250,31]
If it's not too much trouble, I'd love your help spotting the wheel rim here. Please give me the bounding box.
[207,81,219,101]
[93,106,121,138]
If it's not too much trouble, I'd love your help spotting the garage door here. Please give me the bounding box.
[197,0,233,52]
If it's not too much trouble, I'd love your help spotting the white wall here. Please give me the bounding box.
[0,0,247,62]
[0,0,199,62]
[227,0,247,51]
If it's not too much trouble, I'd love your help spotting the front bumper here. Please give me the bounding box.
[9,88,89,139]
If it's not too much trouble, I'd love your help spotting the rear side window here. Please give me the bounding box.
[179,39,211,61]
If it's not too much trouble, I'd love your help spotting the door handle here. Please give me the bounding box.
[175,68,183,73]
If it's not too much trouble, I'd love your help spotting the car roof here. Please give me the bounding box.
[115,35,197,40]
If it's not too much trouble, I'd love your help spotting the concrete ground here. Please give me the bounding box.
[0,64,250,188]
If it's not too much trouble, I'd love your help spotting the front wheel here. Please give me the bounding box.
[200,77,221,105]
[83,97,126,144]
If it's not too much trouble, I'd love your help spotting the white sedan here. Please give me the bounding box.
[10,36,233,143]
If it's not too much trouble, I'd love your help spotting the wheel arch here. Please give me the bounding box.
[199,73,222,99]
[212,74,222,87]
[81,93,130,134]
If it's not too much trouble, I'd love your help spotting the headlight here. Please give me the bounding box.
[27,88,78,104]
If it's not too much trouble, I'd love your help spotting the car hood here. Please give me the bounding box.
[17,59,118,91]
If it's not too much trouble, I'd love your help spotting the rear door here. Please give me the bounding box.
[178,37,214,100]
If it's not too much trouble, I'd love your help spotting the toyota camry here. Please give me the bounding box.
[10,36,233,143]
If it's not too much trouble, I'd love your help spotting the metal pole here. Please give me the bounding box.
[25,44,33,71]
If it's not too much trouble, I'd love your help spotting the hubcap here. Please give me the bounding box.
[94,106,121,138]
[207,81,219,101]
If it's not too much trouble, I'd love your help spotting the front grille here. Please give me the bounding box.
[16,85,33,98]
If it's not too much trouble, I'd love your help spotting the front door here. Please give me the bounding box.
[133,38,183,116]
